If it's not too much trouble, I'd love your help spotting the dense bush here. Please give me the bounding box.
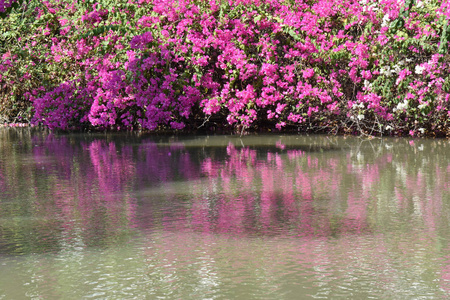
[1,0,450,136]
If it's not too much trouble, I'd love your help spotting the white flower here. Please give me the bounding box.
[357,114,365,120]
[393,64,402,74]
[352,102,365,109]
[360,0,379,12]
[394,100,408,111]
[380,66,392,77]
[369,4,379,12]
[418,103,427,110]
[385,125,393,131]
[381,14,390,27]
[418,128,425,134]
[415,65,425,75]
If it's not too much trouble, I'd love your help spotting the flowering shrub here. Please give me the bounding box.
[1,0,450,136]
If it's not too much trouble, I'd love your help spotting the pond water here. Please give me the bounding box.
[0,128,450,299]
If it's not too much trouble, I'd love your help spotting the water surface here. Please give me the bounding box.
[1,128,450,299]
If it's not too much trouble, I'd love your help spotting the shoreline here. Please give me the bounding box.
[1,122,448,139]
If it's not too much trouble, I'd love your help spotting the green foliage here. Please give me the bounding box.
[438,21,450,54]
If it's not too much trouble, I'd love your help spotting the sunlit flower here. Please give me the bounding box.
[394,100,408,112]
[381,14,390,27]
[415,65,425,75]
[380,66,392,77]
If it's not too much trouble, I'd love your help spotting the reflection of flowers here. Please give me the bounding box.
[1,132,450,297]
[2,133,449,257]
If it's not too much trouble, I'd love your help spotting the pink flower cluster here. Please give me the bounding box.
[0,0,16,13]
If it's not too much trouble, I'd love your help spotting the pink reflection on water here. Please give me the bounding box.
[343,190,368,234]
[201,158,219,177]
[1,135,447,265]
[260,163,276,231]
[1,133,449,298]
[287,149,304,160]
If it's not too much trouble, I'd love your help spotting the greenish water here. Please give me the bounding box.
[1,128,450,299]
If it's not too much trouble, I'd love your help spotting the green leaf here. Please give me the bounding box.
[287,29,301,41]
[438,22,450,54]
[390,18,405,31]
